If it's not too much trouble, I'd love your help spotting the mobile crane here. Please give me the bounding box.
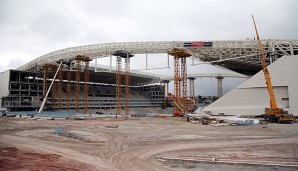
[252,15,295,123]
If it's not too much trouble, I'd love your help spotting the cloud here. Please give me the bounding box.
[0,0,297,94]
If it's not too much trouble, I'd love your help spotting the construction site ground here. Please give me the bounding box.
[0,116,298,171]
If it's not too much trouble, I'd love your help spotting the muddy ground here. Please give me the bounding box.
[0,117,297,171]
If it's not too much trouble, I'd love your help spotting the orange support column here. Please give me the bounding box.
[75,60,80,112]
[116,56,122,115]
[173,56,180,116]
[168,49,191,116]
[181,57,187,114]
[67,66,72,111]
[43,66,49,98]
[58,66,63,111]
[84,61,90,114]
[124,57,130,115]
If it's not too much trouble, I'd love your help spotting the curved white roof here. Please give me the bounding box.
[18,40,298,75]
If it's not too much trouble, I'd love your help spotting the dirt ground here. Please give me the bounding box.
[0,116,298,171]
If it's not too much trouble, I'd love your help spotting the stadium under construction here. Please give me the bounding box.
[0,40,298,116]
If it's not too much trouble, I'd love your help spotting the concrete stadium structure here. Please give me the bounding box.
[0,40,298,113]
[203,55,298,116]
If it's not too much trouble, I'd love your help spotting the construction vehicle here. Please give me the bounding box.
[252,15,295,123]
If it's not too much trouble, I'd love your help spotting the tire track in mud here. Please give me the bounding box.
[97,130,128,160]
[0,134,114,171]
[109,137,298,171]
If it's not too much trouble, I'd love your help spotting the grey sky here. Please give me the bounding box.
[0,0,297,95]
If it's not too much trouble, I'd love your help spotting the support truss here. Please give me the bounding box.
[84,61,90,114]
[116,56,122,115]
[125,57,130,115]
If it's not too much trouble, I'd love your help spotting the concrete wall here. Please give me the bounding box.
[202,55,298,116]
[0,70,10,108]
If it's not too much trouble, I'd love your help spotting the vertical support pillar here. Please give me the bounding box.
[43,66,49,98]
[181,58,187,114]
[84,61,90,114]
[75,60,80,112]
[162,80,170,109]
[116,56,122,115]
[58,66,63,111]
[173,56,180,114]
[289,42,294,55]
[216,76,224,98]
[124,56,130,115]
[168,49,191,117]
[188,77,195,112]
[67,67,71,111]
[52,74,56,111]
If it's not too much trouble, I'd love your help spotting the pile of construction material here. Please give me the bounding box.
[131,113,158,117]
[187,114,260,126]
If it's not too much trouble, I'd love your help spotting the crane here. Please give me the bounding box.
[167,93,195,117]
[252,15,295,123]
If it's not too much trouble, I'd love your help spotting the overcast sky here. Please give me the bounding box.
[0,0,297,95]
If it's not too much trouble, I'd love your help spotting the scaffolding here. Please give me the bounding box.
[181,58,187,114]
[42,66,49,98]
[168,49,191,116]
[74,55,92,114]
[67,66,72,111]
[75,59,80,112]
[113,51,134,116]
[84,61,90,114]
[116,56,122,115]
[125,57,130,115]
[174,56,180,115]
[58,66,63,111]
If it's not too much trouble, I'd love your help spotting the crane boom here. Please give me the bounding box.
[252,15,295,123]
[252,15,278,110]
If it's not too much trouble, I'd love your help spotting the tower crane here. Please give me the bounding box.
[252,15,295,123]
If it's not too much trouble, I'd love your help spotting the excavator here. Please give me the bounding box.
[252,15,295,123]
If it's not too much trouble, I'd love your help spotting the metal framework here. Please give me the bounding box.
[42,66,49,98]
[38,61,63,113]
[124,57,130,115]
[58,66,63,111]
[116,56,122,115]
[168,49,191,115]
[84,61,90,114]
[52,76,56,111]
[75,60,80,112]
[173,56,180,114]
[67,67,71,111]
[162,72,248,80]
[181,58,187,114]
[18,40,298,75]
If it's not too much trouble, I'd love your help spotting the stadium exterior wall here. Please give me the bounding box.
[202,55,298,116]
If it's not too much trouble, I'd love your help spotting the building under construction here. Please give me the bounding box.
[0,40,297,115]
[0,66,164,113]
